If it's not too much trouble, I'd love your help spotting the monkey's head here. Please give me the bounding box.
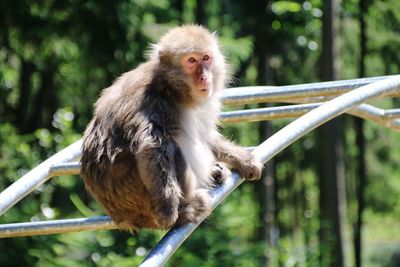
[150,25,227,105]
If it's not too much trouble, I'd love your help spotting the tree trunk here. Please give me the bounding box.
[28,65,57,131]
[17,59,34,133]
[251,2,277,266]
[257,121,276,267]
[171,0,184,23]
[319,0,346,267]
[195,0,206,26]
[354,118,366,267]
[318,123,346,267]
[354,1,368,266]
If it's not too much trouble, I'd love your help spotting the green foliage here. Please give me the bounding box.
[1,0,400,266]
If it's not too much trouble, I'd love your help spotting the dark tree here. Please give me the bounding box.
[240,1,278,266]
[195,0,207,25]
[354,1,370,267]
[318,0,346,267]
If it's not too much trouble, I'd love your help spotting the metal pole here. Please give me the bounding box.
[222,75,398,105]
[221,103,400,131]
[0,216,116,238]
[0,139,83,216]
[139,75,400,267]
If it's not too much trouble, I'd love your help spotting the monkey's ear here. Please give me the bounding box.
[158,50,171,64]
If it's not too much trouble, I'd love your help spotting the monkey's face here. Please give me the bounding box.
[180,52,213,101]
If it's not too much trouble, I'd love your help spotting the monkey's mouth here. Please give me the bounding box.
[197,88,209,95]
[199,88,207,92]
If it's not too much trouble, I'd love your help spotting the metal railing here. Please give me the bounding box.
[1,75,400,266]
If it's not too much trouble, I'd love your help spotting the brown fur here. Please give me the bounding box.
[80,25,262,230]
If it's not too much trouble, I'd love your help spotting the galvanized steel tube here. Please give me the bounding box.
[220,103,320,123]
[221,103,400,131]
[222,75,399,105]
[0,216,116,238]
[0,139,83,216]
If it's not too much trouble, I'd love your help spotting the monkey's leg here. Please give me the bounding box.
[136,141,184,228]
[176,189,212,225]
[176,169,212,225]
[212,134,263,181]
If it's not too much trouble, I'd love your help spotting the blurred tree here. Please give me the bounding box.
[248,1,278,266]
[1,1,400,266]
[225,1,279,266]
[353,1,370,267]
[195,0,207,25]
[318,0,347,267]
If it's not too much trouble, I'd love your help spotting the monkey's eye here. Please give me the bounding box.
[188,57,196,63]
[203,55,210,61]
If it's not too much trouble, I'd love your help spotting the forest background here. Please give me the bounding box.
[1,0,400,266]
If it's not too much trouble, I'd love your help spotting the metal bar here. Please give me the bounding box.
[384,108,400,118]
[139,76,400,267]
[220,103,320,123]
[0,139,83,216]
[347,105,400,130]
[280,96,400,131]
[222,75,400,105]
[0,216,116,238]
[50,162,81,176]
[221,103,400,131]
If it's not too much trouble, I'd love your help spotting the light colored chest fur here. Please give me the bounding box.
[175,102,219,189]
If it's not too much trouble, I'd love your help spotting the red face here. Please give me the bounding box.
[181,52,213,99]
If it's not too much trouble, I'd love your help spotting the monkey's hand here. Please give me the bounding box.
[211,162,230,185]
[212,135,263,181]
[237,153,263,181]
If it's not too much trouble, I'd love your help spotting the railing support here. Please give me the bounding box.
[0,75,399,266]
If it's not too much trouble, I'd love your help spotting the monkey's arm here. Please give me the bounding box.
[135,128,185,226]
[211,134,263,181]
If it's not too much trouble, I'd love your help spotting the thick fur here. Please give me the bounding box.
[80,25,262,230]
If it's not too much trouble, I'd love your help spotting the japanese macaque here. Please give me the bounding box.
[80,25,263,230]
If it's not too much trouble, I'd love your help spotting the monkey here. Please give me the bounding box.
[80,25,263,231]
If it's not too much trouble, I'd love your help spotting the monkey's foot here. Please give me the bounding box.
[152,190,181,228]
[176,189,212,225]
[155,205,179,228]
